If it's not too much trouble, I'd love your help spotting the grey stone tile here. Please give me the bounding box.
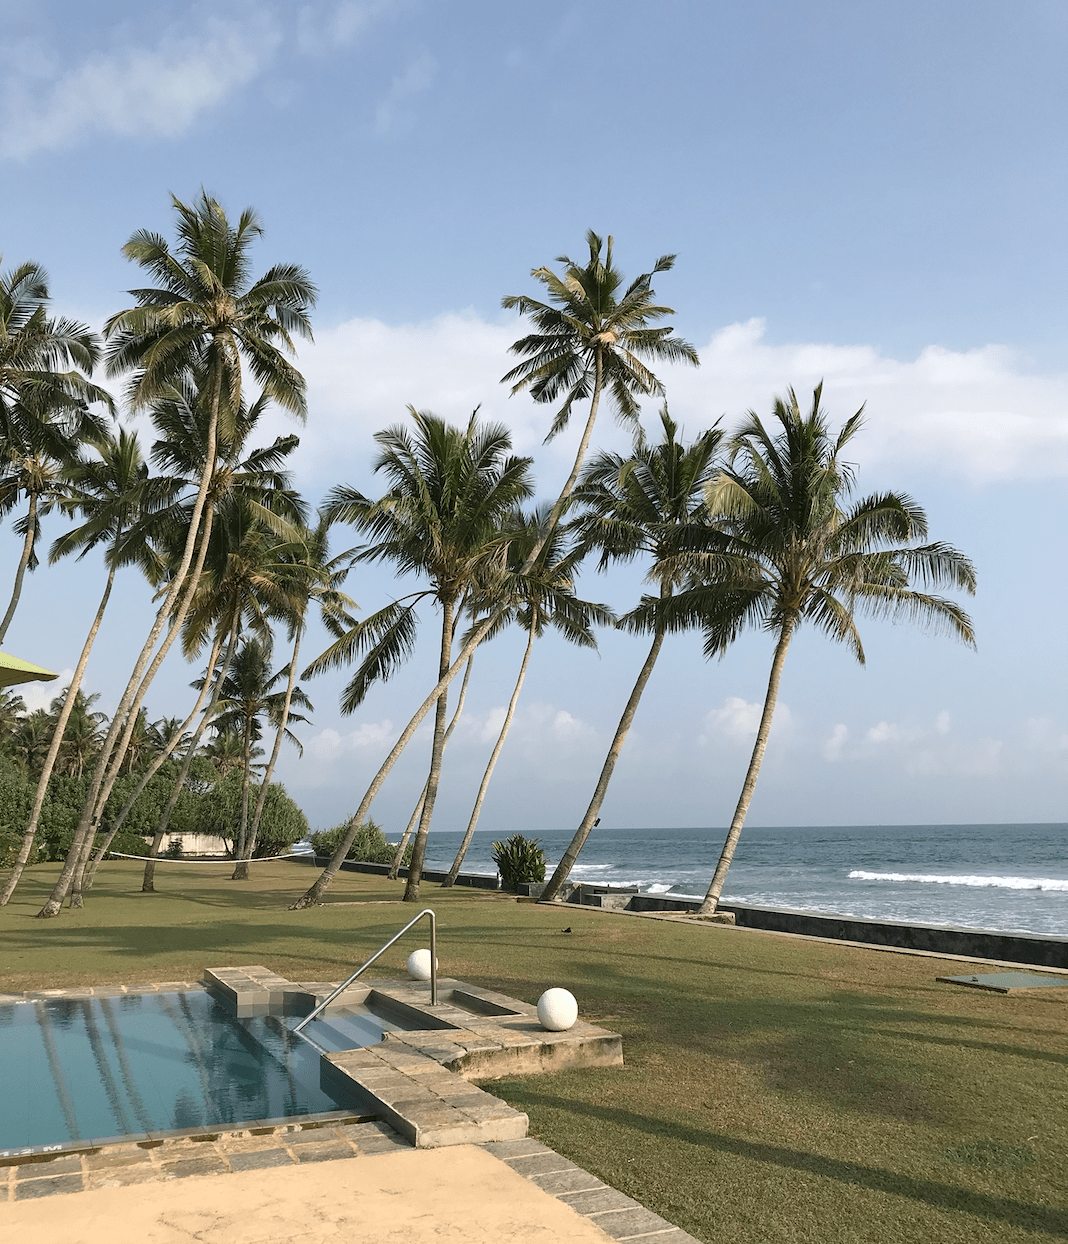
[355,1136,414,1154]
[529,1167,606,1195]
[591,1207,677,1239]
[282,1127,341,1145]
[227,1148,295,1172]
[633,1231,704,1244]
[84,1147,153,1169]
[160,1155,230,1179]
[291,1143,355,1164]
[14,1174,84,1199]
[507,1152,579,1177]
[86,1165,163,1189]
[557,1187,643,1215]
[481,1139,553,1159]
[15,1156,82,1178]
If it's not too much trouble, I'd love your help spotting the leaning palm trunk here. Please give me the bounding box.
[231,631,303,881]
[388,655,473,880]
[65,504,217,909]
[700,617,795,915]
[80,627,227,893]
[542,625,667,902]
[37,407,220,918]
[443,623,535,887]
[291,372,606,910]
[0,491,38,646]
[402,597,457,902]
[0,553,117,904]
[141,620,240,894]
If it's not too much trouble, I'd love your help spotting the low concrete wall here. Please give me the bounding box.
[558,883,1068,968]
[303,855,501,891]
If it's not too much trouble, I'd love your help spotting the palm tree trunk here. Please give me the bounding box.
[443,622,535,887]
[699,616,796,916]
[37,412,220,918]
[232,716,255,869]
[388,654,473,879]
[80,628,226,892]
[141,618,240,894]
[290,365,608,911]
[0,491,38,646]
[542,625,667,902]
[402,597,456,902]
[0,555,117,905]
[388,793,425,881]
[232,630,303,881]
[65,504,218,910]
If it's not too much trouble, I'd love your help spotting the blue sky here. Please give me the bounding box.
[1,0,1065,837]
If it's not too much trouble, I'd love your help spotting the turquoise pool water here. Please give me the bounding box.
[0,990,370,1153]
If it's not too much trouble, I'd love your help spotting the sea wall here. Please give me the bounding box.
[556,884,1068,969]
[304,856,501,891]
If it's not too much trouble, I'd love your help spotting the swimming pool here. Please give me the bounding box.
[0,989,387,1153]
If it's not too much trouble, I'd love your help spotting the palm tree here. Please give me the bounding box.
[0,689,26,746]
[387,653,474,880]
[0,258,110,430]
[501,230,700,533]
[132,478,308,897]
[443,507,610,886]
[0,260,114,645]
[0,394,113,646]
[304,409,534,902]
[665,386,977,915]
[292,235,695,909]
[201,728,248,778]
[233,515,356,880]
[37,193,314,919]
[211,638,312,871]
[1,427,173,905]
[541,409,724,900]
[69,392,306,905]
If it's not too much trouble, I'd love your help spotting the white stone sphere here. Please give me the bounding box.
[406,948,435,981]
[537,988,578,1031]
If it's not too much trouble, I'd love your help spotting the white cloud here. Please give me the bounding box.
[297,0,409,53]
[823,723,848,761]
[1,14,282,158]
[701,695,793,744]
[20,669,74,713]
[373,49,437,135]
[662,319,1068,481]
[305,718,395,760]
[269,312,1068,494]
[1022,716,1068,753]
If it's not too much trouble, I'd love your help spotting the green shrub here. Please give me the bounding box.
[308,819,411,866]
[492,833,547,891]
[195,770,310,858]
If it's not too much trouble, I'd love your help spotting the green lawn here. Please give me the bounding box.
[2,860,1066,1244]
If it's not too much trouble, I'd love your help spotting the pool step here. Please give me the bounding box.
[298,1009,394,1053]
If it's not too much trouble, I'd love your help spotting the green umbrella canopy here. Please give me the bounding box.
[0,651,58,689]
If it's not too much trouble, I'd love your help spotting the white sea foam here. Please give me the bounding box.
[849,870,1068,891]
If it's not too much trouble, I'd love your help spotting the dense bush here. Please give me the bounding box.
[308,819,411,866]
[492,833,547,891]
[195,770,310,857]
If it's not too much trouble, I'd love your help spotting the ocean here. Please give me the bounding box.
[420,822,1068,936]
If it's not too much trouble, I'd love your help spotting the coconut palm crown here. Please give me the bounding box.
[648,384,977,913]
[501,230,699,441]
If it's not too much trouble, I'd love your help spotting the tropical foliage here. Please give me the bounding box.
[0,208,977,921]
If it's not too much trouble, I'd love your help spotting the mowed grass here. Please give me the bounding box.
[2,861,1067,1244]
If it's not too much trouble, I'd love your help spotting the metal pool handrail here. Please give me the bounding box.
[292,907,437,1040]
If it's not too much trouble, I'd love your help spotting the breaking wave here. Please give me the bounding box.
[849,870,1068,891]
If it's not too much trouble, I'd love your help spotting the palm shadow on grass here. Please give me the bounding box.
[495,1087,1068,1239]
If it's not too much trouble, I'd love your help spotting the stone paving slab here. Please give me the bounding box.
[485,1143,704,1243]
